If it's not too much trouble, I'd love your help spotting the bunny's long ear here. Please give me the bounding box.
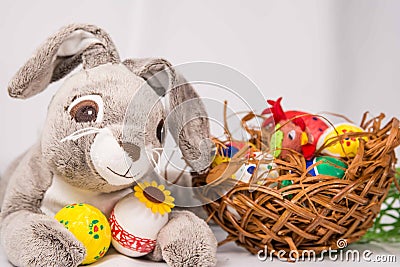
[8,24,120,99]
[124,58,212,173]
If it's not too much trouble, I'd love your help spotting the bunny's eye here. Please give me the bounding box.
[68,95,104,123]
[71,100,98,122]
[156,119,165,143]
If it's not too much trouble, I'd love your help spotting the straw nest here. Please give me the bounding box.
[193,110,400,258]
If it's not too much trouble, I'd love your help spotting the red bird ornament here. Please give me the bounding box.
[262,97,328,159]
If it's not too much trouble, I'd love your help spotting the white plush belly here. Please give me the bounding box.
[41,174,132,217]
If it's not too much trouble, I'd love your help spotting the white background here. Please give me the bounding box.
[0,1,399,266]
[0,0,399,173]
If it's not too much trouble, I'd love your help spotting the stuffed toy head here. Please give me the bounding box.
[7,24,213,193]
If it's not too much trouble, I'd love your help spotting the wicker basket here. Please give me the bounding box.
[193,112,400,257]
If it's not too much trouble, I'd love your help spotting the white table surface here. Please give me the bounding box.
[1,225,399,267]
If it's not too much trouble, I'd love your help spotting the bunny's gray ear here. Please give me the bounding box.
[123,58,175,97]
[168,75,213,173]
[123,58,213,173]
[8,24,120,99]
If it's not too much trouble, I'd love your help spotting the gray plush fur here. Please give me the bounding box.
[8,24,119,99]
[1,24,216,267]
[123,59,213,172]
[146,210,218,267]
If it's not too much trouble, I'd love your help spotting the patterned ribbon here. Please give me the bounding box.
[109,210,157,253]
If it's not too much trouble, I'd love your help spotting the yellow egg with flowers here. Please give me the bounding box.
[55,203,111,265]
[317,123,368,158]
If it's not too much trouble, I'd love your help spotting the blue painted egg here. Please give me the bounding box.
[222,145,240,158]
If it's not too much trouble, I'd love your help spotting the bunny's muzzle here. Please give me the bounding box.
[90,128,150,186]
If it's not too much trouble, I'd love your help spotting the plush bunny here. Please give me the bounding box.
[0,24,217,267]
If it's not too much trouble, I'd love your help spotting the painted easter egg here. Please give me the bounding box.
[54,203,111,265]
[306,156,347,178]
[250,151,273,161]
[212,144,239,167]
[284,111,329,146]
[262,98,329,159]
[227,141,257,151]
[317,123,367,157]
[269,122,312,158]
[233,161,278,183]
[222,143,240,157]
[110,181,174,257]
[211,153,230,168]
[212,142,256,167]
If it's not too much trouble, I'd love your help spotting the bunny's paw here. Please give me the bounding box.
[2,212,85,267]
[156,210,217,267]
[162,236,217,267]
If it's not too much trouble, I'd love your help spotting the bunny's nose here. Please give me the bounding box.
[121,142,141,162]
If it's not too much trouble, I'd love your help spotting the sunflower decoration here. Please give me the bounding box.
[134,181,175,215]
